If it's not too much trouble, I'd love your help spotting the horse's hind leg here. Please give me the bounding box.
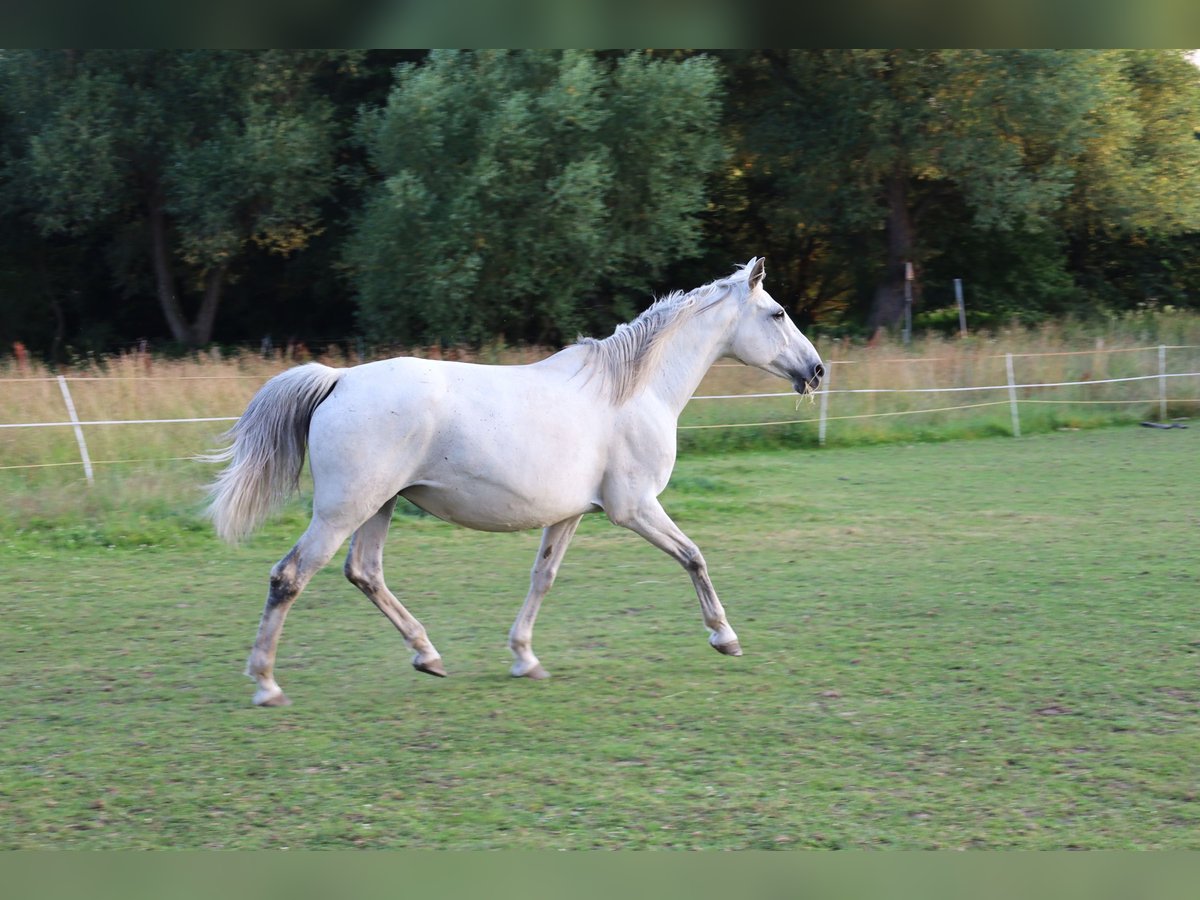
[247,518,353,707]
[344,497,445,677]
[508,514,583,679]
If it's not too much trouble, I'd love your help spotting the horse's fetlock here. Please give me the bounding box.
[246,649,271,678]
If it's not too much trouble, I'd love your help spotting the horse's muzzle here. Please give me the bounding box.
[793,363,824,395]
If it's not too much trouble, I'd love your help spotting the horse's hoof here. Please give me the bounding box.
[254,688,292,707]
[713,639,742,657]
[414,657,448,678]
[518,663,551,680]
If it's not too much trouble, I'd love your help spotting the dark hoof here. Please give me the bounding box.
[414,657,448,677]
[713,639,742,657]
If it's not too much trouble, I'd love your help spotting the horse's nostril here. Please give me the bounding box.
[813,364,825,382]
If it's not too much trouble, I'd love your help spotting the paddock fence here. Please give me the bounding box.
[683,343,1200,445]
[2,343,1198,484]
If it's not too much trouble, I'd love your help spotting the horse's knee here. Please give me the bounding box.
[343,556,366,591]
[344,555,381,594]
[680,545,707,575]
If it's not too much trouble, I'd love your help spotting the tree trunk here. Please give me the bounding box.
[34,246,67,363]
[192,262,228,346]
[148,200,193,345]
[867,172,917,335]
[148,196,227,346]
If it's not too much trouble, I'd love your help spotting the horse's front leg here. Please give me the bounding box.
[509,514,584,679]
[607,497,741,656]
[344,497,445,678]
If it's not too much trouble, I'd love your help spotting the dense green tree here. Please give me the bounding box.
[3,49,1200,358]
[0,50,360,347]
[922,50,1200,327]
[343,50,725,345]
[719,50,1147,333]
[1060,50,1200,309]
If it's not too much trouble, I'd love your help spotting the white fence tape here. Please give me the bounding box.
[692,371,1200,400]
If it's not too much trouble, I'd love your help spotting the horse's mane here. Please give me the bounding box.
[574,264,754,405]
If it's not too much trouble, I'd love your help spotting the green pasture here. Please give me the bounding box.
[1,426,1198,849]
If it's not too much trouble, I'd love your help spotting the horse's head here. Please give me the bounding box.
[726,258,824,395]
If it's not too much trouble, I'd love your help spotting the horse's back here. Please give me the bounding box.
[322,353,602,440]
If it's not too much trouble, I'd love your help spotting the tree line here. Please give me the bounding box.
[2,49,1199,360]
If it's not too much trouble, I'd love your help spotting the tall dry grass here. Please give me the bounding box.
[0,343,551,471]
[2,315,1199,533]
[681,316,1200,449]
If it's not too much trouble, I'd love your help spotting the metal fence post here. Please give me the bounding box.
[57,375,95,486]
[1159,345,1168,422]
[954,278,967,337]
[818,363,831,447]
[1005,353,1021,438]
[903,262,913,345]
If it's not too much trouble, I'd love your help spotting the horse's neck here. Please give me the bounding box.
[643,305,734,417]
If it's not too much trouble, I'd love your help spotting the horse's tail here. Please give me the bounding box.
[202,363,344,544]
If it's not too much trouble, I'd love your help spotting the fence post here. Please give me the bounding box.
[1159,344,1168,423]
[903,262,914,345]
[1005,353,1021,438]
[57,375,95,486]
[954,278,967,337]
[818,362,831,447]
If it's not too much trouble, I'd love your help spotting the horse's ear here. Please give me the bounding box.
[748,257,765,291]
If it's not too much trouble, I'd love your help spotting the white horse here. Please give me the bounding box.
[206,258,823,706]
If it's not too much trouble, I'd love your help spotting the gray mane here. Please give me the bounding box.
[574,267,750,405]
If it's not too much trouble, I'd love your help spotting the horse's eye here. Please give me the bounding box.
[771,310,785,321]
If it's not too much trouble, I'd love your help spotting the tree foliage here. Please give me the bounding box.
[717,50,1167,331]
[343,50,725,345]
[0,50,358,347]
[1,49,1199,358]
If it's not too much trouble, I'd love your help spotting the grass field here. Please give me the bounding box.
[2,426,1197,849]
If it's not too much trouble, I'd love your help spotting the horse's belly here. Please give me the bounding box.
[400,482,597,532]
